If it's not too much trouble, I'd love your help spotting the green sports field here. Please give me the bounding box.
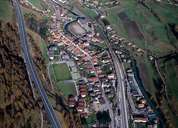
[51,63,72,82]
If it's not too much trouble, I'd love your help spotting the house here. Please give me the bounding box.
[68,95,76,108]
[108,73,115,79]
[88,77,98,83]
[133,115,148,123]
[136,97,147,109]
[79,86,88,98]
[47,44,59,60]
[133,117,148,123]
[77,98,85,112]
[80,91,87,98]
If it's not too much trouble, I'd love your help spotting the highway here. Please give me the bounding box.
[13,0,61,128]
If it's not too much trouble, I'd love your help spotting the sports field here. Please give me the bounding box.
[52,63,72,82]
[50,63,76,97]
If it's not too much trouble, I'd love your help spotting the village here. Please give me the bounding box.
[46,1,158,127]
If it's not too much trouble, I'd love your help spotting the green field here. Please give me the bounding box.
[51,63,72,82]
[56,81,76,98]
[0,1,13,21]
[28,0,47,10]
[72,1,97,19]
[80,7,97,19]
[83,114,96,127]
[39,40,48,63]
[160,58,178,100]
[50,63,76,97]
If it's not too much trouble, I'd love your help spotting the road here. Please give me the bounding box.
[92,17,129,127]
[105,32,129,128]
[13,0,62,128]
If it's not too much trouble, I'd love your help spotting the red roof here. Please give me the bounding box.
[79,86,86,89]
[78,98,84,102]
[68,96,76,107]
[77,106,84,112]
[78,102,84,107]
[80,91,87,95]
[79,88,87,92]
[88,77,98,82]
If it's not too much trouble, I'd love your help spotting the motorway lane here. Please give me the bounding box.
[13,0,62,128]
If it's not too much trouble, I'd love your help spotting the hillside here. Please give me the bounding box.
[0,1,51,128]
[0,21,45,128]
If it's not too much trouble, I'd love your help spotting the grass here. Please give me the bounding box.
[23,6,44,20]
[106,7,128,38]
[160,59,178,100]
[0,0,13,21]
[146,1,178,24]
[56,81,76,98]
[161,98,178,127]
[81,7,97,19]
[72,1,98,19]
[85,114,96,127]
[52,63,72,82]
[39,40,49,63]
[28,0,47,10]
[137,56,158,99]
[27,29,49,63]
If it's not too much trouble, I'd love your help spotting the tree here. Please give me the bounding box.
[96,110,111,125]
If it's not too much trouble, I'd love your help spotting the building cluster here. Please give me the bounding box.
[127,70,158,127]
[48,6,116,122]
[65,37,116,114]
[47,1,159,127]
[104,24,158,127]
[105,25,145,58]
